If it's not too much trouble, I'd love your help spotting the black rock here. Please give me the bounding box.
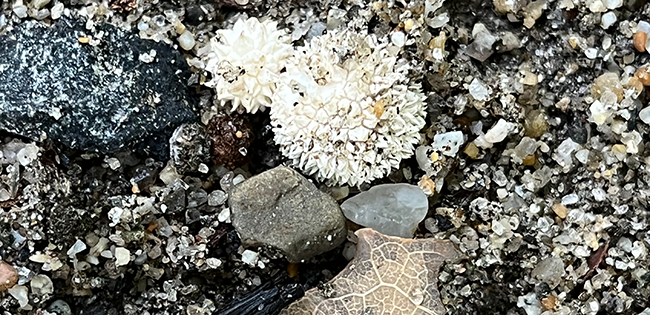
[184,4,206,26]
[0,18,197,158]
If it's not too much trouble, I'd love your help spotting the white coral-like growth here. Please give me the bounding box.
[202,17,292,113]
[270,30,427,186]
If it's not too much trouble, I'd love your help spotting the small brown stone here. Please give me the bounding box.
[635,67,650,86]
[552,203,567,219]
[541,295,557,311]
[634,31,647,53]
[207,115,254,169]
[523,154,536,166]
[0,260,18,292]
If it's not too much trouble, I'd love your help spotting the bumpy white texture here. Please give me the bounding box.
[270,30,427,186]
[202,17,292,113]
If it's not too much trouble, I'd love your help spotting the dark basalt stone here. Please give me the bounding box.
[0,18,197,158]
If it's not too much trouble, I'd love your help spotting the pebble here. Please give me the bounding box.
[106,157,121,170]
[30,274,54,295]
[206,258,222,269]
[50,2,63,19]
[13,5,28,18]
[517,292,542,315]
[531,255,566,288]
[575,149,589,164]
[585,48,598,59]
[0,261,18,291]
[617,237,633,252]
[468,78,490,101]
[466,23,497,62]
[159,163,182,185]
[218,208,231,223]
[115,247,130,266]
[632,241,646,259]
[0,19,196,157]
[639,106,650,124]
[552,203,568,219]
[31,0,51,9]
[341,183,428,238]
[66,239,87,257]
[561,193,579,205]
[16,143,38,166]
[241,250,259,266]
[601,12,617,29]
[198,163,209,173]
[476,119,516,148]
[431,131,464,156]
[229,166,346,263]
[232,174,246,186]
[492,220,506,236]
[8,285,29,308]
[553,138,581,171]
[48,299,72,315]
[635,32,648,53]
[541,296,557,311]
[391,31,406,47]
[178,31,196,50]
[207,190,228,207]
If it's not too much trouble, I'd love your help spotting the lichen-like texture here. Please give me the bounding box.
[280,229,462,315]
[0,18,196,157]
[270,30,427,186]
[202,17,292,114]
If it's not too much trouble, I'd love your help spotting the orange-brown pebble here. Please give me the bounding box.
[635,67,650,86]
[634,31,647,53]
[78,37,90,44]
[146,221,158,233]
[541,295,557,311]
[235,131,243,139]
[522,155,536,166]
[0,260,18,292]
[287,263,299,278]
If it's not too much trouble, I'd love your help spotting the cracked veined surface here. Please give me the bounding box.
[280,228,463,315]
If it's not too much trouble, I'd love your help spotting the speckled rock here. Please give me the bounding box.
[0,18,197,157]
[229,166,346,263]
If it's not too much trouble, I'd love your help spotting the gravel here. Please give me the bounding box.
[2,0,650,314]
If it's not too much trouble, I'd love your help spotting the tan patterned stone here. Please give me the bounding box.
[281,228,463,315]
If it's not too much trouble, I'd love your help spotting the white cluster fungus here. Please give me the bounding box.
[201,17,292,114]
[201,17,427,186]
[270,30,427,186]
